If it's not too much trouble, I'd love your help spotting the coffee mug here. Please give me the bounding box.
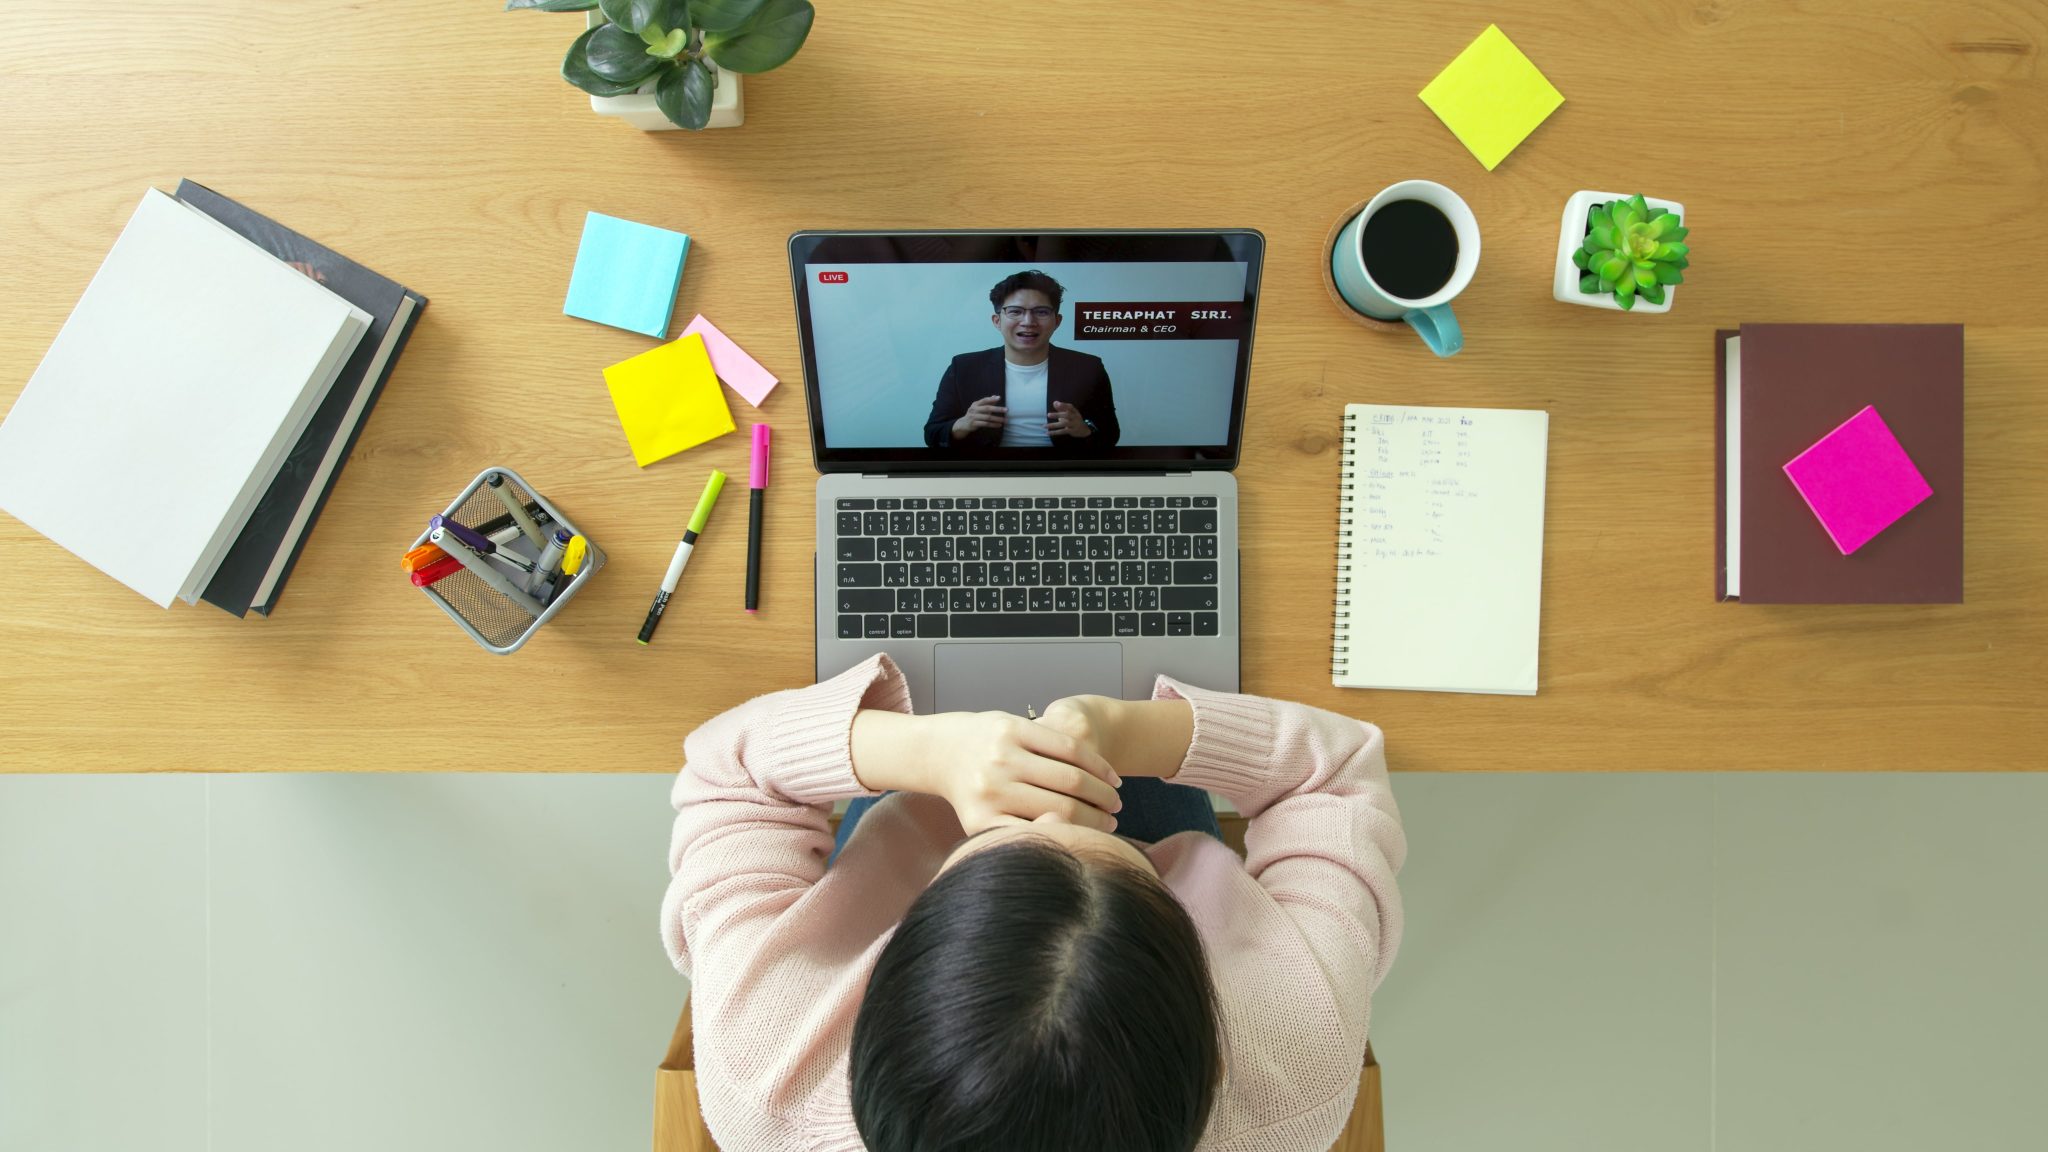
[1330,180,1481,357]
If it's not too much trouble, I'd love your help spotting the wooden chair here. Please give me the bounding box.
[652,1000,1382,1152]
[654,815,1384,1151]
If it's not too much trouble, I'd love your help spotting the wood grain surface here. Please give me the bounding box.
[1,0,2042,773]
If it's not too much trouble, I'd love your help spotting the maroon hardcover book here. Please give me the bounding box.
[1718,324,1963,603]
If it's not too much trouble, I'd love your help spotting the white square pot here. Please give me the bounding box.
[1553,190,1684,313]
[584,12,743,131]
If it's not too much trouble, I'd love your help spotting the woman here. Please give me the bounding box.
[661,655,1404,1151]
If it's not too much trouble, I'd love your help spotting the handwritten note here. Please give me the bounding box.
[1335,404,1549,695]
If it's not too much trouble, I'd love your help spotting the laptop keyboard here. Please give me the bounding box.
[832,495,1222,640]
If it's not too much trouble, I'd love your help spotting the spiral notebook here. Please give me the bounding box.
[1333,404,1549,694]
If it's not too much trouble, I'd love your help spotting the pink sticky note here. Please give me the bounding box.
[680,314,778,407]
[1782,405,1932,555]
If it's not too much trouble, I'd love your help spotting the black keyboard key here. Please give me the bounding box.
[976,587,1001,612]
[1029,587,1053,611]
[964,562,987,586]
[958,537,981,560]
[1114,612,1140,636]
[910,563,934,587]
[877,498,901,509]
[837,512,863,535]
[1094,561,1119,585]
[1083,587,1107,611]
[932,537,955,561]
[1058,497,1083,508]
[1141,496,1164,508]
[990,562,1014,585]
[1154,510,1178,533]
[1075,509,1100,534]
[863,512,888,535]
[917,614,948,638]
[923,588,947,612]
[1195,612,1219,635]
[1083,613,1112,637]
[957,498,980,509]
[904,498,927,509]
[1035,536,1059,560]
[1115,536,1139,559]
[1088,537,1113,560]
[1048,510,1073,534]
[903,537,928,561]
[891,614,916,638]
[1056,587,1080,611]
[1022,510,1046,534]
[1087,496,1111,508]
[1168,536,1192,559]
[1142,536,1166,559]
[1142,612,1166,636]
[931,498,953,509]
[1136,586,1160,611]
[951,613,1080,638]
[950,587,974,611]
[916,511,942,535]
[1109,587,1133,611]
[882,563,908,587]
[1114,496,1137,508]
[837,498,875,510]
[1036,497,1060,509]
[1163,586,1218,611]
[1009,497,1032,509]
[1129,510,1152,533]
[1193,496,1217,507]
[943,511,968,535]
[1167,612,1191,636]
[1173,560,1218,585]
[1168,496,1190,508]
[897,589,920,612]
[983,537,1007,561]
[1068,564,1093,586]
[1121,561,1145,586]
[1147,560,1173,585]
[970,511,994,535]
[839,589,893,613]
[996,510,1021,533]
[837,538,875,562]
[1195,536,1218,559]
[838,563,881,587]
[1061,536,1087,560]
[864,614,889,638]
[937,562,961,586]
[1181,510,1218,533]
[1015,561,1040,586]
[1009,536,1033,559]
[1102,510,1125,533]
[889,511,915,535]
[1042,561,1067,585]
[1003,587,1028,612]
[878,537,903,562]
[837,614,861,639]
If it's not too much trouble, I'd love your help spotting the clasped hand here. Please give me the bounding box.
[854,698,1126,836]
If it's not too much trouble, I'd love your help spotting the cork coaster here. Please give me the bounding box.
[1323,197,1407,332]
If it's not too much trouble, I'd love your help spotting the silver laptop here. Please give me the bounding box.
[791,229,1264,714]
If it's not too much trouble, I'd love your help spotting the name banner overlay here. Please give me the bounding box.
[1072,301,1248,341]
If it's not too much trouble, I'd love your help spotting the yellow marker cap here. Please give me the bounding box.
[563,535,589,575]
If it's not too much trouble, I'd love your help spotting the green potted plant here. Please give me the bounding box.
[1552,192,1690,313]
[508,0,815,131]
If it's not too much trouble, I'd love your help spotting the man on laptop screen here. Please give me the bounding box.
[924,270,1120,452]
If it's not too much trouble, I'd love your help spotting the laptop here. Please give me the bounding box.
[790,229,1265,714]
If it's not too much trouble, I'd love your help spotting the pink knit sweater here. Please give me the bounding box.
[662,655,1405,1151]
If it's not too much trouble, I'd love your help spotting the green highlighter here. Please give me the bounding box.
[638,470,726,645]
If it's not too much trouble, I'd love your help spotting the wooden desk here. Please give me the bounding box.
[2,1,2042,773]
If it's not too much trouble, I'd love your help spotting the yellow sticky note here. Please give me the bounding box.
[1419,25,1564,171]
[602,333,735,467]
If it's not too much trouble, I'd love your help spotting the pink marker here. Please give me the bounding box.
[745,424,771,612]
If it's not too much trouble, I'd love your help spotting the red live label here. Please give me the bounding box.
[818,271,849,283]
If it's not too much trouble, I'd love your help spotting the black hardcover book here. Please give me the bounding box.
[177,180,427,617]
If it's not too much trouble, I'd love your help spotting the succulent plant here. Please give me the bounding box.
[1571,194,1689,310]
[508,0,815,131]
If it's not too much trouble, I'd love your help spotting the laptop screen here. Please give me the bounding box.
[789,231,1263,472]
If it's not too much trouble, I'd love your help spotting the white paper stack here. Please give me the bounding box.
[0,189,370,607]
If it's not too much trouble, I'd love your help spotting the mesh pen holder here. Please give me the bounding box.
[412,467,605,654]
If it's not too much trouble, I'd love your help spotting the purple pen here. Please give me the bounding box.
[428,514,496,555]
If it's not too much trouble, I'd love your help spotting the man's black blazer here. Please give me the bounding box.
[922,346,1121,451]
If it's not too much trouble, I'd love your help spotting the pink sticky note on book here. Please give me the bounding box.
[680,314,778,407]
[1782,405,1932,555]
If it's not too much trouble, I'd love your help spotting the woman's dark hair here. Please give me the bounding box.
[850,836,1223,1152]
[989,270,1066,313]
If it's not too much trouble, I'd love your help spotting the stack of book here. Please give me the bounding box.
[1715,323,1963,603]
[0,182,425,615]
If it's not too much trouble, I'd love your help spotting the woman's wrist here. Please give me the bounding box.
[1100,699,1193,779]
[849,710,936,795]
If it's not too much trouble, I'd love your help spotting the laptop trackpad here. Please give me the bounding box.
[932,643,1123,716]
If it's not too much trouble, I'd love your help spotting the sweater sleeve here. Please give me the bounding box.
[1151,677,1406,1042]
[661,654,912,980]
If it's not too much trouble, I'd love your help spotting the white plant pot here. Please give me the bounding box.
[1553,190,1684,313]
[583,12,743,131]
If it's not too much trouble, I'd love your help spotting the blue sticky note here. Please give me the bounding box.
[563,211,690,338]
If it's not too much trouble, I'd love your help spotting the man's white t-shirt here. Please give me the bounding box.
[999,358,1054,447]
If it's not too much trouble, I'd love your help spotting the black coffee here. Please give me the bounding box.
[1361,199,1459,301]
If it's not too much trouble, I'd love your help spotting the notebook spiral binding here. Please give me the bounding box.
[1333,409,1360,678]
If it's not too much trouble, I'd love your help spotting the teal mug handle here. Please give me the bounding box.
[1403,303,1462,357]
